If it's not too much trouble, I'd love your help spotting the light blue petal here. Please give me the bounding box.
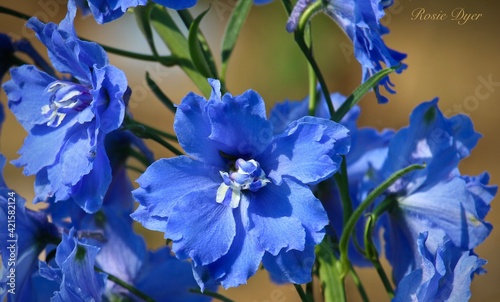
[247,182,306,255]
[261,116,350,185]
[174,93,227,167]
[208,89,272,158]
[262,242,316,284]
[192,196,264,290]
[4,65,55,130]
[166,190,236,265]
[132,156,220,224]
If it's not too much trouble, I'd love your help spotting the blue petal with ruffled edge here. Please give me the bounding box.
[3,1,127,213]
[286,0,406,103]
[39,228,107,302]
[133,79,350,288]
[368,99,495,283]
[0,154,59,302]
[393,233,486,302]
[73,0,197,24]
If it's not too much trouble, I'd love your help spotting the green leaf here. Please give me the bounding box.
[149,5,211,97]
[188,8,216,79]
[145,72,177,113]
[134,4,159,58]
[220,0,252,83]
[331,65,400,122]
[317,240,346,302]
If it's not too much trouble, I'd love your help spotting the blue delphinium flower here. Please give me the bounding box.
[74,0,197,24]
[366,99,495,283]
[38,228,107,302]
[286,0,407,103]
[270,92,393,266]
[45,130,210,301]
[0,154,60,302]
[393,232,486,302]
[2,1,128,213]
[132,79,350,288]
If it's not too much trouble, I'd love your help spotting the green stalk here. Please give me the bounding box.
[95,267,155,302]
[338,163,425,277]
[189,289,235,302]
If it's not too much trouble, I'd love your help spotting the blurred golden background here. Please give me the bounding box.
[1,0,500,301]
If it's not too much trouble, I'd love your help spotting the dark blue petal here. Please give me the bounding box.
[136,247,212,301]
[324,0,407,103]
[153,0,197,10]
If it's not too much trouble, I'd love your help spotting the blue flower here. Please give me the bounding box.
[38,228,107,302]
[393,232,486,302]
[286,0,407,103]
[45,130,209,300]
[2,1,128,213]
[367,99,495,283]
[0,155,59,302]
[132,79,350,288]
[270,92,393,267]
[74,0,197,24]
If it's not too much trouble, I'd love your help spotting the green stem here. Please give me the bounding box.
[0,6,30,20]
[338,163,425,277]
[127,147,152,167]
[95,267,155,302]
[334,156,353,226]
[294,14,335,118]
[364,204,396,298]
[123,117,183,155]
[126,165,145,174]
[372,257,394,298]
[0,6,180,63]
[349,265,369,302]
[305,24,318,116]
[189,289,235,302]
[97,43,179,64]
[293,284,310,302]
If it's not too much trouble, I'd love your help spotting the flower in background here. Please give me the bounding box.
[45,130,210,301]
[2,1,128,213]
[270,92,393,266]
[393,232,486,302]
[365,99,495,282]
[0,33,55,82]
[0,155,60,302]
[286,0,407,103]
[74,0,197,24]
[132,79,350,289]
[38,228,107,302]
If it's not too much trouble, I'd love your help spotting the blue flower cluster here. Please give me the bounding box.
[0,0,495,301]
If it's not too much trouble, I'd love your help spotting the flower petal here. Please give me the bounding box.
[166,190,236,265]
[261,116,350,185]
[247,182,306,255]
